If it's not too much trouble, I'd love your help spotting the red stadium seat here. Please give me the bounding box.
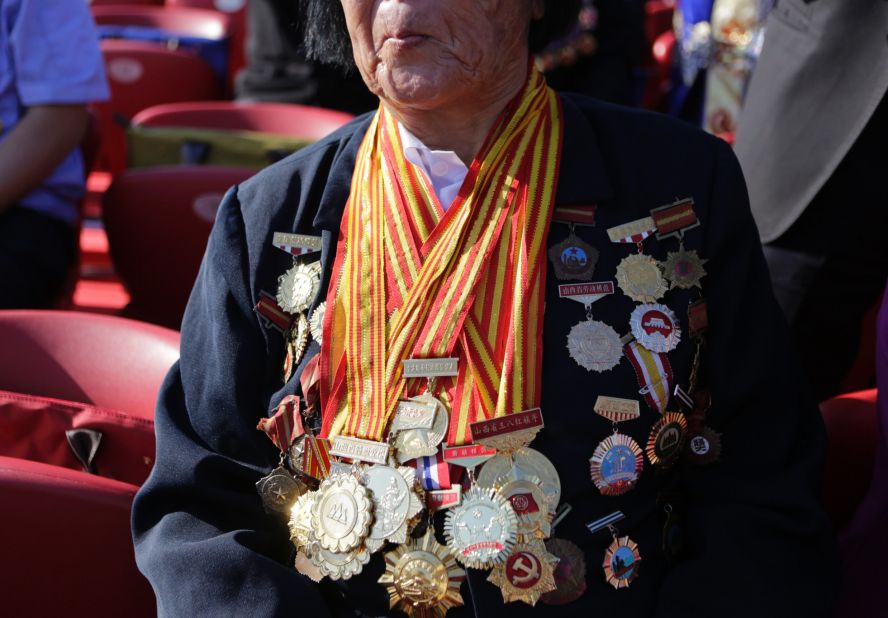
[92,4,231,40]
[89,0,162,5]
[0,310,179,417]
[102,166,255,328]
[820,388,879,530]
[132,100,354,141]
[1,456,155,618]
[165,0,248,92]
[93,39,221,174]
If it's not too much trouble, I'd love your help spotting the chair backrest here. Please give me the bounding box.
[89,0,161,5]
[0,310,180,419]
[92,4,230,40]
[102,165,256,329]
[94,39,221,174]
[1,456,155,617]
[132,100,355,141]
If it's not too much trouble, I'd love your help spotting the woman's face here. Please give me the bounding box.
[340,0,542,114]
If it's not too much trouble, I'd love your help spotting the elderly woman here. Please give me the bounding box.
[133,1,836,616]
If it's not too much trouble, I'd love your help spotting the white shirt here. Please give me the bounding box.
[398,123,469,211]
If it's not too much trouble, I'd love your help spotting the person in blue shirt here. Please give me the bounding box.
[0,0,109,308]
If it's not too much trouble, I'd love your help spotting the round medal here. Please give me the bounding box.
[541,538,587,605]
[663,248,707,290]
[589,434,644,496]
[312,545,372,581]
[394,392,449,464]
[477,447,561,511]
[288,491,316,550]
[686,426,722,465]
[645,412,687,467]
[361,465,424,550]
[277,261,321,314]
[494,476,553,539]
[487,540,559,606]
[444,486,518,569]
[629,303,681,353]
[548,233,599,281]
[308,301,326,345]
[378,531,466,618]
[310,473,373,553]
[615,253,668,303]
[566,319,623,373]
[602,536,641,589]
[256,465,307,515]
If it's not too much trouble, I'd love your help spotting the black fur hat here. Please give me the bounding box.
[298,1,582,70]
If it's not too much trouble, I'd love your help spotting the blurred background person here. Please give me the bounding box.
[0,0,109,308]
[234,0,376,114]
[735,0,888,400]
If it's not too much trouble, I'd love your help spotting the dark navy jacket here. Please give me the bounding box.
[132,94,837,617]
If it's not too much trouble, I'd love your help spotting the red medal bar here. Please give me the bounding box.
[553,204,597,226]
[427,488,462,512]
[688,299,709,335]
[558,281,615,299]
[651,198,700,239]
[255,291,293,333]
[470,408,544,442]
[443,443,497,470]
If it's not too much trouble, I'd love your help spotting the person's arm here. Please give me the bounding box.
[654,140,838,616]
[0,104,89,211]
[132,187,333,616]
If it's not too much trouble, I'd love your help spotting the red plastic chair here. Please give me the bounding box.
[1,456,156,618]
[0,310,180,418]
[165,0,248,92]
[102,165,256,329]
[92,4,231,40]
[132,100,354,141]
[93,39,221,174]
[820,388,879,531]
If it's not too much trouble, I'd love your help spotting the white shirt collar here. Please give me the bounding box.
[398,122,469,211]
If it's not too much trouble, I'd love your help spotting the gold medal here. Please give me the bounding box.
[282,312,310,382]
[276,261,321,314]
[477,447,561,512]
[308,301,326,345]
[378,530,466,618]
[646,412,687,467]
[494,476,553,539]
[602,535,641,589]
[663,248,707,290]
[361,464,424,552]
[444,486,518,569]
[311,545,372,581]
[394,392,449,464]
[310,473,373,553]
[615,253,668,303]
[589,433,644,496]
[487,540,559,606]
[288,491,315,550]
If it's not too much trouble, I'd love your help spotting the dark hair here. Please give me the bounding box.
[299,1,582,70]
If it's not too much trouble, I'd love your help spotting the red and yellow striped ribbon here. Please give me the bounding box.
[319,68,562,445]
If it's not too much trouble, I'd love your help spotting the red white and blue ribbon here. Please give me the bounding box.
[412,451,453,491]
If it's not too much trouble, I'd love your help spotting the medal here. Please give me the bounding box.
[589,433,644,496]
[310,473,373,554]
[288,491,315,551]
[272,232,322,257]
[629,303,681,353]
[378,530,466,618]
[614,253,668,304]
[541,538,587,605]
[645,412,687,467]
[361,464,424,552]
[494,476,553,539]
[282,312,310,382]
[487,540,559,606]
[255,465,308,515]
[311,545,372,581]
[276,261,321,315]
[602,535,642,589]
[560,282,622,373]
[548,233,599,281]
[663,249,707,290]
[444,485,518,569]
[686,426,722,465]
[308,301,325,345]
[477,447,561,511]
[394,392,450,463]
